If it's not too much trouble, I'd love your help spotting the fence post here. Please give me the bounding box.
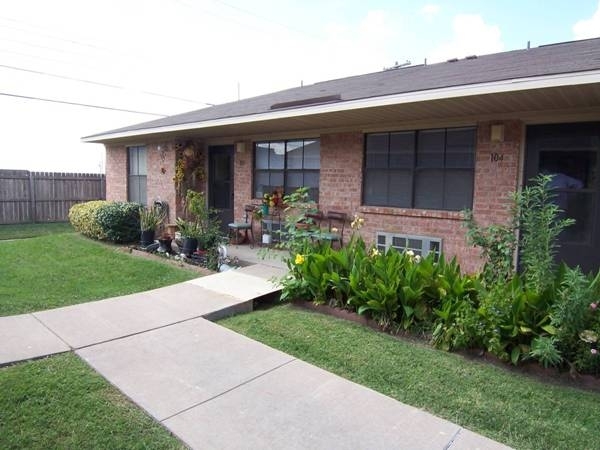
[28,171,36,223]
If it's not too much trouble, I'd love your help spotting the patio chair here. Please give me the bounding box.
[319,211,347,248]
[228,204,256,248]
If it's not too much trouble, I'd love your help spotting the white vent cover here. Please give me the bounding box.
[376,232,442,260]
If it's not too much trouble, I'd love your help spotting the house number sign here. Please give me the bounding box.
[490,152,504,162]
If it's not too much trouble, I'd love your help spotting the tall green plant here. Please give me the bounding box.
[515,174,575,292]
[464,174,574,292]
[277,186,319,255]
[463,209,517,287]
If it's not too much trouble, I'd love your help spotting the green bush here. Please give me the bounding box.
[95,202,140,243]
[68,201,108,240]
[69,200,140,243]
[281,232,477,333]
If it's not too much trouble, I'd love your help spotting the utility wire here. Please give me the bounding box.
[0,63,214,105]
[0,92,168,117]
[210,0,319,39]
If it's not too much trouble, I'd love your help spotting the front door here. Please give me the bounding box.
[208,145,234,233]
[525,122,600,272]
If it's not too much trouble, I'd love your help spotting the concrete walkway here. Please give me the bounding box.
[1,256,511,449]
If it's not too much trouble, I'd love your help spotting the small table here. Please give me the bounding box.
[261,213,282,246]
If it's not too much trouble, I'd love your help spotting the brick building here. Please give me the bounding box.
[84,38,600,273]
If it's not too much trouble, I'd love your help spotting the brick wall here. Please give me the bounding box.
[233,140,253,222]
[146,142,177,224]
[319,132,364,213]
[106,120,523,274]
[472,120,522,226]
[105,141,179,222]
[105,144,127,201]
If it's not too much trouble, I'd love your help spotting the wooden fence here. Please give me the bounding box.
[0,170,105,224]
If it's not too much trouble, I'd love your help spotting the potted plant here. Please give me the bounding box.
[262,189,283,216]
[157,232,173,253]
[139,205,166,247]
[176,218,200,256]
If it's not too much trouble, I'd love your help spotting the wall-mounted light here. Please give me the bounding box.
[235,141,246,153]
[490,124,505,143]
[183,144,195,158]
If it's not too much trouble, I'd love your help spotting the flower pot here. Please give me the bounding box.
[261,204,269,216]
[140,230,155,247]
[157,237,173,253]
[181,237,198,256]
[262,233,272,245]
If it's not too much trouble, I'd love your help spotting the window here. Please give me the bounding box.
[254,139,320,200]
[363,127,475,210]
[128,146,147,204]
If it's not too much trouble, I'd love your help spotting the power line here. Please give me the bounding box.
[0,63,215,105]
[0,91,168,117]
[210,0,319,39]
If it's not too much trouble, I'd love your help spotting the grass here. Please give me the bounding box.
[220,304,600,450]
[0,233,198,316]
[0,353,185,449]
[0,222,74,240]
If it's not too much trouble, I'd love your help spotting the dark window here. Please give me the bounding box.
[363,127,475,210]
[254,139,320,200]
[128,146,147,205]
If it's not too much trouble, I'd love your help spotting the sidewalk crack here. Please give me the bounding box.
[444,428,462,449]
[160,358,297,422]
[31,313,72,349]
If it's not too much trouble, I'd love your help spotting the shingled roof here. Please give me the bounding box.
[84,37,600,141]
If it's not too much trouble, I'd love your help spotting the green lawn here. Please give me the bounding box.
[0,222,74,240]
[220,304,600,450]
[0,233,198,316]
[0,354,185,449]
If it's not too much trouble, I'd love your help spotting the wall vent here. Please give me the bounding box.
[375,232,442,260]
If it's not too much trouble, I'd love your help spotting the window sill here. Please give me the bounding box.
[358,205,464,221]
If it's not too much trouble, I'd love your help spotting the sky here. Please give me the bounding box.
[1,0,599,174]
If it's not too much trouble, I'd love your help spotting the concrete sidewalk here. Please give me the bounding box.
[0,265,283,365]
[1,258,511,449]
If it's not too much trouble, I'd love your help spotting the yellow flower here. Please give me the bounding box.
[295,254,305,265]
[369,247,380,258]
[350,214,365,230]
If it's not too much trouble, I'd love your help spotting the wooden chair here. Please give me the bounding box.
[319,211,347,248]
[228,204,256,248]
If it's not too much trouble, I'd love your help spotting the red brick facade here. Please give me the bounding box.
[146,142,178,223]
[105,144,127,201]
[104,119,524,274]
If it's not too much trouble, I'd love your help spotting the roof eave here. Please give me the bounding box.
[82,69,600,143]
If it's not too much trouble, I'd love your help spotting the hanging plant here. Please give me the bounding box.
[173,158,185,193]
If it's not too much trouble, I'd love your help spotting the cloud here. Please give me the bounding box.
[573,0,600,39]
[420,4,441,19]
[428,14,503,63]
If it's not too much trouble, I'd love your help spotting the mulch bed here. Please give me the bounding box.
[291,299,600,393]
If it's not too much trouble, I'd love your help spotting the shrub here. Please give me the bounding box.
[282,228,478,333]
[516,174,575,292]
[95,202,141,243]
[463,208,516,287]
[69,201,108,240]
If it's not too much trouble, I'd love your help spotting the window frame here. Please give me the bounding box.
[253,138,320,201]
[127,145,147,205]
[363,127,476,211]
